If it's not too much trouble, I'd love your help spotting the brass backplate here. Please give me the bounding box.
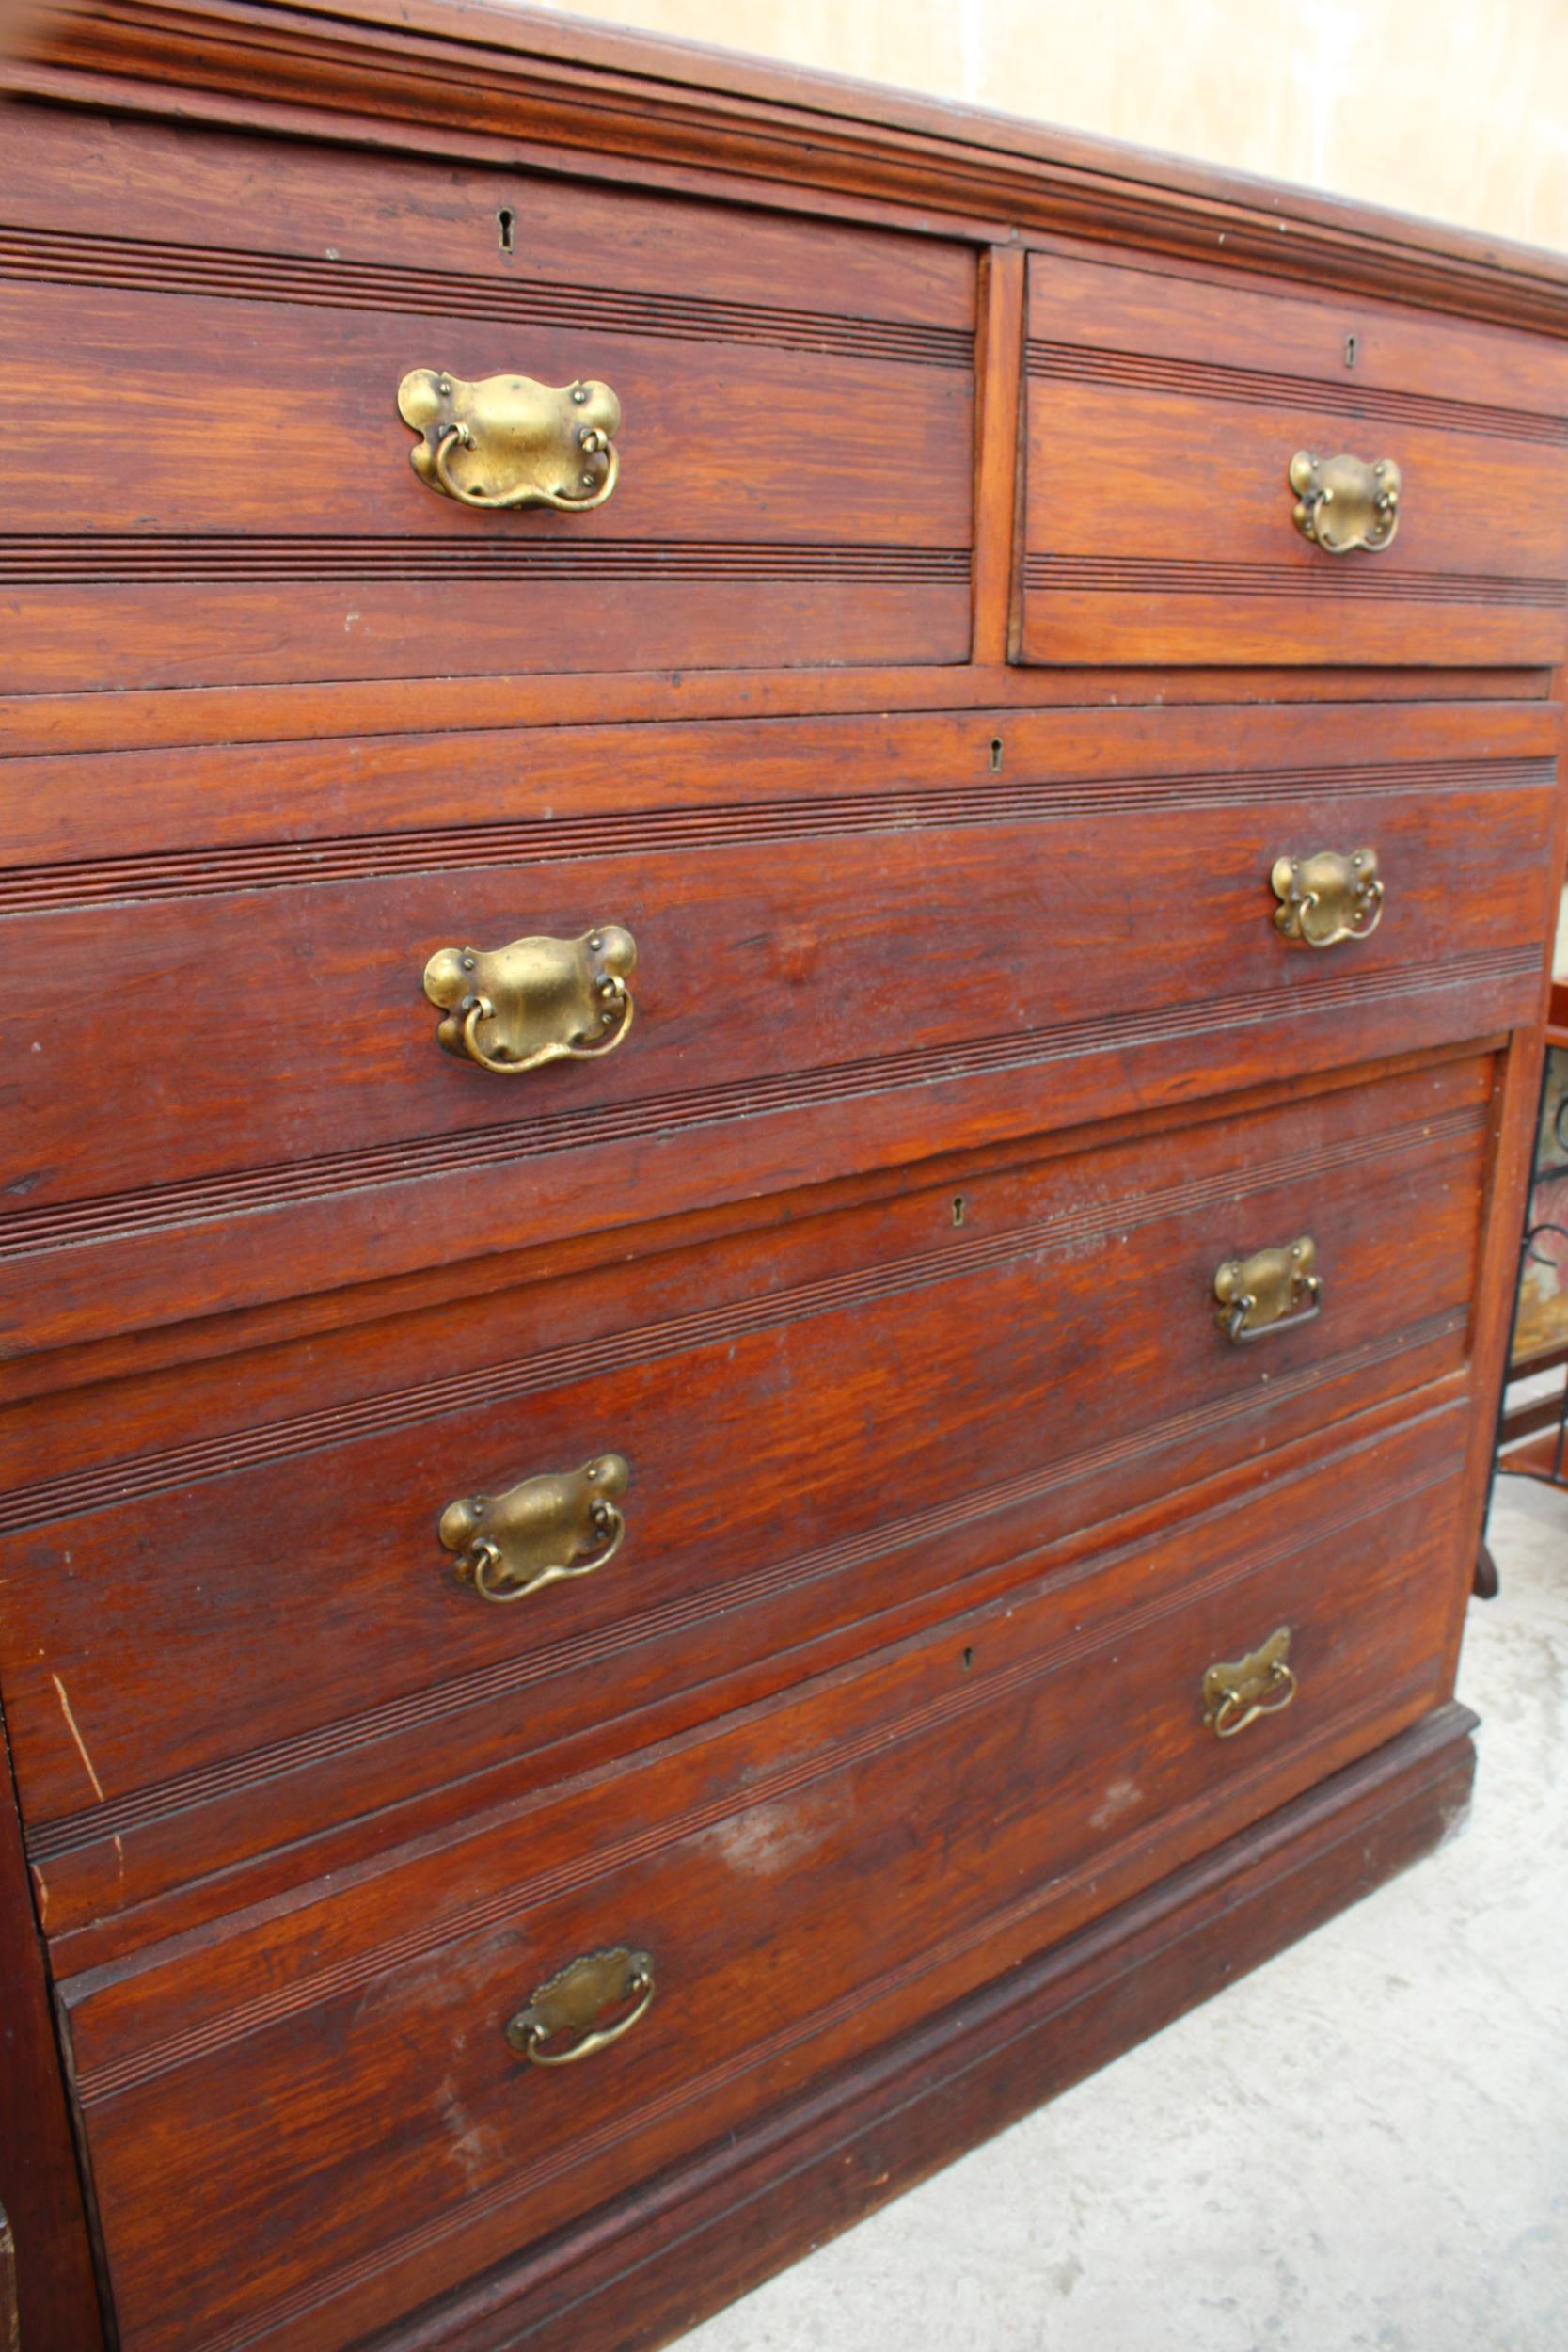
[1212,1236,1321,1343]
[398,368,621,510]
[1288,450,1401,553]
[1203,1627,1297,1739]
[423,926,637,1074]
[1272,848,1384,948]
[506,1947,655,2066]
[439,1454,629,1603]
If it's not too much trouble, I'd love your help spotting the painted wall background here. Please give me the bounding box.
[528,0,1568,256]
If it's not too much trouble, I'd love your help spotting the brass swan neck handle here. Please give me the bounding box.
[399,369,622,511]
[423,927,638,1074]
[439,1454,630,1604]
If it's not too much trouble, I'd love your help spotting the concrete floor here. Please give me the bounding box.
[676,1475,1568,2352]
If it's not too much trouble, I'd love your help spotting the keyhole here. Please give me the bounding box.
[961,1646,974,1672]
[952,1195,968,1228]
[498,207,515,254]
[989,737,1004,773]
[1343,333,1358,368]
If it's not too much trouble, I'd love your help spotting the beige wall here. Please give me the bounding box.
[529,0,1568,255]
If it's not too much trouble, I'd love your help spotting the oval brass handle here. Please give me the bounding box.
[1213,1237,1321,1343]
[506,1947,655,2067]
[1203,1628,1297,1739]
[1289,450,1400,553]
[1272,849,1383,947]
[398,369,621,510]
[439,1454,629,1603]
[423,926,637,1074]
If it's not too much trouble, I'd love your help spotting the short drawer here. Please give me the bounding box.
[4,1054,1490,1943]
[57,1404,1470,2352]
[0,700,1552,1358]
[1015,253,1568,666]
[0,111,974,691]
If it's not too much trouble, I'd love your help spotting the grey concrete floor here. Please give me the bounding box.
[675,1475,1568,2352]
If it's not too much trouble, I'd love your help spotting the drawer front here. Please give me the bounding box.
[59,1404,1470,2352]
[1016,254,1568,667]
[5,1055,1490,1943]
[0,702,1552,1358]
[0,112,974,691]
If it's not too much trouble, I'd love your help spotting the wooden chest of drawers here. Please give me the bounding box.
[2,8,1565,2348]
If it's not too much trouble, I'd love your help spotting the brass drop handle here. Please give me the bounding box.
[1272,849,1384,947]
[423,926,637,1073]
[1213,1237,1321,1343]
[439,1454,629,1603]
[506,1947,655,2067]
[398,369,622,510]
[1289,451,1401,552]
[1203,1628,1297,1739]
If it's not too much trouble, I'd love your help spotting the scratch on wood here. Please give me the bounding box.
[50,1673,105,1804]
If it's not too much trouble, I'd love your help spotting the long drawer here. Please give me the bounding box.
[56,1402,1470,2352]
[1016,253,1568,667]
[0,110,974,690]
[5,1054,1490,1946]
[0,701,1551,1359]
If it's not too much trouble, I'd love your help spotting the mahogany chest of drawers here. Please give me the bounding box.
[2,7,1566,2348]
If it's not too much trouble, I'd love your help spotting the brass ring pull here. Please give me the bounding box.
[1203,1628,1297,1739]
[1272,849,1384,948]
[1213,1237,1321,1343]
[431,420,621,512]
[399,369,622,511]
[423,927,638,1074]
[1288,451,1401,552]
[439,1454,629,1604]
[506,1947,655,2067]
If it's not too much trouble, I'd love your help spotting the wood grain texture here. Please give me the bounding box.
[2,16,1566,2348]
[2,1059,1490,1940]
[1018,256,1568,669]
[0,1705,105,2352]
[0,707,1550,1360]
[1,664,1553,763]
[971,243,1023,664]
[15,0,1568,343]
[0,109,974,689]
[56,1409,1465,2352]
[354,1700,1480,2352]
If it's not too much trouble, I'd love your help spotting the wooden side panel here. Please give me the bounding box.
[56,1406,1468,2352]
[0,1708,105,2352]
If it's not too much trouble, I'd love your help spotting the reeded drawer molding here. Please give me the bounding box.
[69,1425,1458,2103]
[0,1091,1487,1538]
[0,110,976,692]
[0,726,1549,1360]
[1015,254,1568,669]
[1023,340,1568,448]
[0,750,1553,917]
[55,1405,1467,2352]
[0,223,975,372]
[7,1060,1489,1947]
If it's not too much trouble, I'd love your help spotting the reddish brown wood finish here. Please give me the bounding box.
[0,1706,105,2352]
[2,8,1566,2351]
[0,113,976,690]
[2,1057,1491,1938]
[59,1406,1465,2352]
[1018,256,1568,668]
[356,1700,1480,2352]
[0,705,1552,1360]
